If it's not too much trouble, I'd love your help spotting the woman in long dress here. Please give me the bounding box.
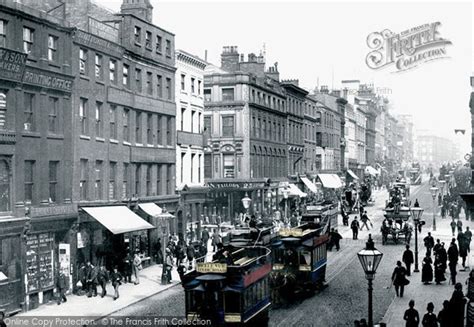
[421,254,433,285]
[434,254,446,284]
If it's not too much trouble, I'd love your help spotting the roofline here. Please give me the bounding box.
[115,13,175,36]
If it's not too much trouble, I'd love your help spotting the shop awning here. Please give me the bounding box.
[346,169,359,180]
[300,177,318,193]
[288,183,307,197]
[138,203,163,217]
[317,174,343,189]
[82,206,155,234]
[365,166,379,176]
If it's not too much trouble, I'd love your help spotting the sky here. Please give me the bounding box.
[101,0,473,154]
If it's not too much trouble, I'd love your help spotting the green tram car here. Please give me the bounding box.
[181,246,272,326]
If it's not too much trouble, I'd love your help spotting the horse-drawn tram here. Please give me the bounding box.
[270,222,329,302]
[181,246,272,326]
[381,206,413,245]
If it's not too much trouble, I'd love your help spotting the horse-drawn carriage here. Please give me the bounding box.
[381,206,413,245]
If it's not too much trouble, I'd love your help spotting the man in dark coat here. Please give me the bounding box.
[433,239,442,256]
[392,260,408,297]
[465,227,472,252]
[351,217,360,240]
[87,264,99,297]
[123,252,133,283]
[97,265,109,298]
[201,227,210,248]
[332,229,342,251]
[402,245,414,276]
[458,232,469,269]
[186,242,195,270]
[424,232,435,257]
[448,238,459,284]
[449,283,467,327]
[56,270,68,305]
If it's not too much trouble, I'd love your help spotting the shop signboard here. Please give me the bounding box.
[0,47,27,82]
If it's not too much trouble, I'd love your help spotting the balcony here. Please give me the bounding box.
[0,130,16,144]
[177,131,204,147]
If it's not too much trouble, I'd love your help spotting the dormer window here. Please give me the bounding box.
[145,31,152,48]
[134,26,141,44]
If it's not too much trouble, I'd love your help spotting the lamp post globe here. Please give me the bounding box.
[357,234,383,327]
[241,193,251,210]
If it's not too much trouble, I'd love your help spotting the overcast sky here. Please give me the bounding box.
[101,0,473,154]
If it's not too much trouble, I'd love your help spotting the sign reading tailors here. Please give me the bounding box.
[196,263,227,273]
[0,47,27,82]
[279,228,303,237]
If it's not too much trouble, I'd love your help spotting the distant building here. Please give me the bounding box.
[203,46,287,221]
[414,132,459,168]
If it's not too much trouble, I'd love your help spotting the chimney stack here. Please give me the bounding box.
[221,46,240,72]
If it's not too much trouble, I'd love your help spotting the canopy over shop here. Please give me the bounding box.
[78,205,155,272]
[316,174,344,189]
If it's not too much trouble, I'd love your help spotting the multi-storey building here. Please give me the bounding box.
[282,80,307,177]
[358,84,378,168]
[304,95,320,176]
[203,47,287,221]
[375,99,387,163]
[385,113,401,173]
[396,114,415,165]
[22,0,179,304]
[175,49,206,237]
[0,0,74,313]
[414,133,459,168]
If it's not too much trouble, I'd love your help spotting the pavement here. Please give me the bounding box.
[17,263,181,318]
[381,195,473,326]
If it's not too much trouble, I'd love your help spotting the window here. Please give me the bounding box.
[95,54,103,79]
[147,114,153,144]
[47,35,57,61]
[204,154,212,178]
[109,161,116,200]
[156,164,162,195]
[180,152,185,184]
[156,35,162,53]
[146,164,152,196]
[157,115,162,145]
[198,112,201,133]
[166,116,172,145]
[191,110,195,133]
[48,97,58,133]
[166,164,172,194]
[203,116,211,134]
[0,92,6,128]
[191,77,195,94]
[49,161,58,203]
[166,78,172,100]
[109,105,117,139]
[134,164,141,196]
[145,31,152,48]
[181,108,185,131]
[134,26,141,43]
[0,20,6,47]
[109,59,117,84]
[165,39,171,57]
[156,75,162,98]
[222,88,234,101]
[198,154,202,183]
[79,98,88,135]
[123,109,130,142]
[316,111,322,125]
[180,74,185,91]
[79,48,87,74]
[24,160,34,203]
[24,93,35,131]
[224,155,235,178]
[95,160,103,200]
[135,68,142,92]
[191,153,196,182]
[222,116,234,137]
[95,102,103,137]
[0,159,10,211]
[123,163,129,198]
[123,64,129,87]
[23,27,34,54]
[146,72,153,95]
[204,89,211,102]
[135,111,142,143]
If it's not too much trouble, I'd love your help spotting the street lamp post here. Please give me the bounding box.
[410,207,425,272]
[157,209,175,285]
[282,188,289,226]
[430,186,439,231]
[241,193,252,218]
[357,234,383,327]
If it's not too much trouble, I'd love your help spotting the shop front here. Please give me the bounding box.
[0,216,28,315]
[176,186,209,241]
[76,206,155,290]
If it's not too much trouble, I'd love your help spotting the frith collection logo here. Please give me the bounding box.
[366,22,452,72]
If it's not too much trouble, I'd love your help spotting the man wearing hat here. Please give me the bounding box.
[164,248,174,284]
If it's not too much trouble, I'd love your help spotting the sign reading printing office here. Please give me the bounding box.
[366,22,452,72]
[0,47,27,82]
